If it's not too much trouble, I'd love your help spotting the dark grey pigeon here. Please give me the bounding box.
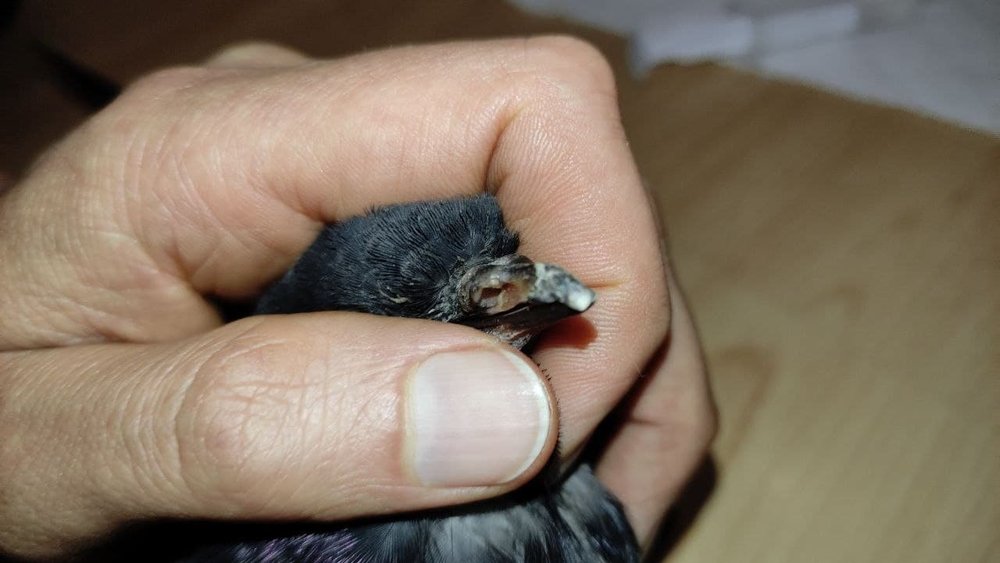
[184,194,640,563]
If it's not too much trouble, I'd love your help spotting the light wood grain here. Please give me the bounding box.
[622,64,999,563]
[14,1,1000,561]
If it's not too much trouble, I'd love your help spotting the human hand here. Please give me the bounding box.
[0,38,715,559]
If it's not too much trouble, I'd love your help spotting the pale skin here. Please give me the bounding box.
[0,37,716,559]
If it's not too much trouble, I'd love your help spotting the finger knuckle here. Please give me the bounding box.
[175,322,320,512]
[79,65,213,165]
[212,41,277,58]
[522,35,617,96]
[210,41,301,63]
[120,65,213,103]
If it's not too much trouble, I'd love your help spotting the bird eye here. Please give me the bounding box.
[474,282,526,314]
[479,286,503,304]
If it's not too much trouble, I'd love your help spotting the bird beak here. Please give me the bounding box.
[456,255,596,345]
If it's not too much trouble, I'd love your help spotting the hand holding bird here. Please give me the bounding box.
[0,38,715,561]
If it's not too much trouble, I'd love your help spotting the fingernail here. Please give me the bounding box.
[407,348,552,487]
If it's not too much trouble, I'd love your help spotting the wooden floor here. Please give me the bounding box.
[5,1,999,561]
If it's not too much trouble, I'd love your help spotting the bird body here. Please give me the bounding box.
[187,195,640,563]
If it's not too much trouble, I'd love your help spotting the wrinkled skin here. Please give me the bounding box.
[0,38,715,561]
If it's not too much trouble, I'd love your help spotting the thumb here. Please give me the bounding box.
[0,314,556,558]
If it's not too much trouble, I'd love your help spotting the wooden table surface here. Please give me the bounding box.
[8,1,1000,561]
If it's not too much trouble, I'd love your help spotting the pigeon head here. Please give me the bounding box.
[255,194,595,346]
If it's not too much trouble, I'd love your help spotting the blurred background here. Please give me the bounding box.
[516,0,1000,133]
[1,1,997,562]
